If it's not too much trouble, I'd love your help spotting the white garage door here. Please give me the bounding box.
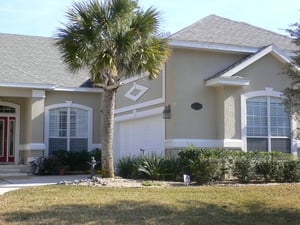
[114,115,164,160]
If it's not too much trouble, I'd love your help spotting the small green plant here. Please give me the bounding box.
[141,180,162,186]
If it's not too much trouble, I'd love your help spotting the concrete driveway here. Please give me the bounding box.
[0,174,89,195]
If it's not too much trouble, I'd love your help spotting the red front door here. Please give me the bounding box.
[0,117,15,162]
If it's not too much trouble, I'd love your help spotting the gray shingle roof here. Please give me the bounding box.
[169,15,296,52]
[0,33,90,88]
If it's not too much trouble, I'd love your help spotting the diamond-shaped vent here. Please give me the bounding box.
[124,83,148,101]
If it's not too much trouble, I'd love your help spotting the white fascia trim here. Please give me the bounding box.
[53,87,103,93]
[0,82,55,89]
[220,45,294,79]
[120,74,147,85]
[0,82,103,93]
[115,97,164,114]
[120,64,165,85]
[115,106,164,122]
[168,40,259,53]
[165,139,243,149]
[271,45,296,64]
[20,143,45,151]
[206,77,250,87]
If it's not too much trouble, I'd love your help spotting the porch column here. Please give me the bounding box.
[20,90,46,164]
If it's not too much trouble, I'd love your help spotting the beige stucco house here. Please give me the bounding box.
[0,14,298,167]
[114,15,299,160]
[0,34,102,164]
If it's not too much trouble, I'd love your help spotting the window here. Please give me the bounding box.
[48,106,89,154]
[246,96,291,153]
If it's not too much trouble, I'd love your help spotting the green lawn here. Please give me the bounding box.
[0,184,299,225]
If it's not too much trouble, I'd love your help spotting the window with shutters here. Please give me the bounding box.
[48,106,90,155]
[246,96,291,153]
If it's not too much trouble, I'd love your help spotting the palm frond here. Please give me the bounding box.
[55,0,169,89]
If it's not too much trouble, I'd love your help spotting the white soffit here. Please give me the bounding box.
[206,77,250,87]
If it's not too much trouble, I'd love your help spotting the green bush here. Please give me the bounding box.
[115,147,299,184]
[254,153,277,182]
[138,154,179,180]
[49,149,102,172]
[274,160,300,182]
[116,156,142,179]
[178,147,231,184]
[116,154,181,181]
[232,151,257,183]
[43,157,61,174]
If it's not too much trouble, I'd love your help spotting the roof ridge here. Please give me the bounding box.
[215,15,290,39]
[0,32,54,40]
[169,14,295,52]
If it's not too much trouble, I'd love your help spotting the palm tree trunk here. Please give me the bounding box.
[101,89,116,178]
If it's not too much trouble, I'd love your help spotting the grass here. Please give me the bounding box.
[0,184,299,225]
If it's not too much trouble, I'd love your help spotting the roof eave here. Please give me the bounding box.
[168,40,260,53]
[53,87,103,93]
[0,82,55,89]
[0,82,103,93]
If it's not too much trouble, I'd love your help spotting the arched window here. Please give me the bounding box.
[242,88,292,153]
[46,102,92,155]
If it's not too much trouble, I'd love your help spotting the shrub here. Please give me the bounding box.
[138,154,176,180]
[50,149,102,172]
[274,160,300,182]
[178,147,231,184]
[254,153,277,182]
[66,151,90,171]
[232,151,257,183]
[116,156,142,179]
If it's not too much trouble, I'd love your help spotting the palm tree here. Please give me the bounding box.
[55,0,169,177]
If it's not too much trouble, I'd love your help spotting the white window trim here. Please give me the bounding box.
[241,87,297,155]
[45,102,93,156]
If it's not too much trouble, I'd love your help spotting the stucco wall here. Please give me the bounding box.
[116,73,164,110]
[165,48,245,139]
[218,53,293,140]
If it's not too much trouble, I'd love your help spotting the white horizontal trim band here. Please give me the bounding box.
[20,143,45,151]
[115,98,164,114]
[115,107,164,122]
[165,139,243,149]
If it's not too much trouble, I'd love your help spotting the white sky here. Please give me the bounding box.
[0,0,299,37]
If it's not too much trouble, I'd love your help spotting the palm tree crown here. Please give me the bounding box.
[56,0,169,90]
[55,0,169,177]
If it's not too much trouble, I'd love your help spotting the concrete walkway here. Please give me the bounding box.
[0,174,89,195]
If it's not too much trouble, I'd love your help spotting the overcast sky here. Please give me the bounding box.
[0,0,299,37]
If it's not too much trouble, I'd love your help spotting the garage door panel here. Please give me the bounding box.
[115,115,164,160]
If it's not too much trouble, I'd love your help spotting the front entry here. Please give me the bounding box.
[0,116,15,162]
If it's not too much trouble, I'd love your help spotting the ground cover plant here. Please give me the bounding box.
[0,184,299,225]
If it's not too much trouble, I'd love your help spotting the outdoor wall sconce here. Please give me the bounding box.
[163,104,171,119]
